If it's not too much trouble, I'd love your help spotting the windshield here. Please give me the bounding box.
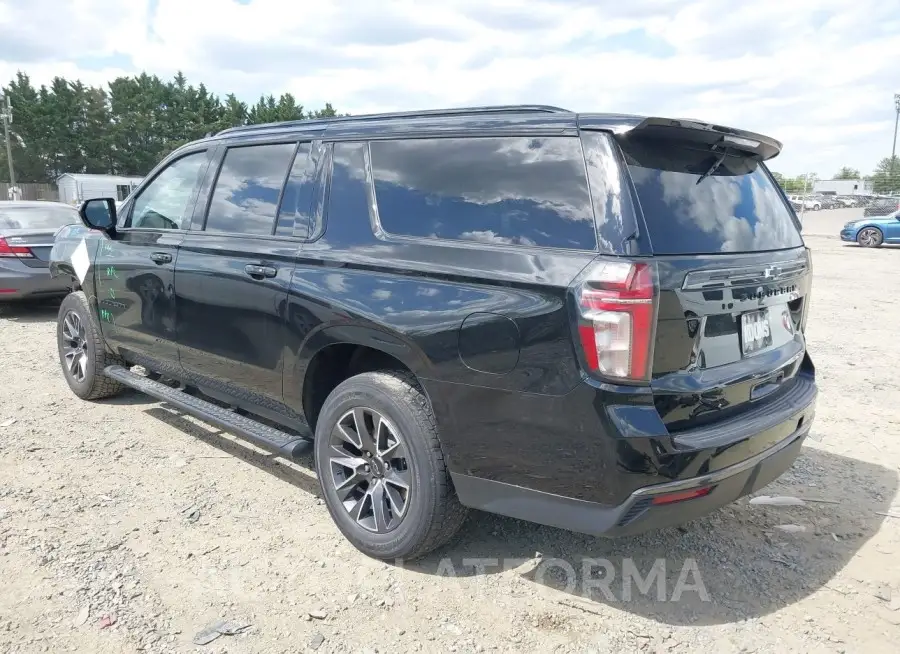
[621,137,803,255]
[0,205,79,230]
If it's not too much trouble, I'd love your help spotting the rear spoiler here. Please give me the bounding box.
[588,116,783,161]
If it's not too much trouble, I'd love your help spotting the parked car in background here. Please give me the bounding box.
[810,194,839,209]
[789,195,822,210]
[863,196,900,217]
[1,201,80,301]
[841,210,900,247]
[49,106,817,560]
[834,196,858,208]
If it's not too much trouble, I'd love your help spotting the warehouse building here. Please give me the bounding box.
[813,178,873,195]
[57,173,143,206]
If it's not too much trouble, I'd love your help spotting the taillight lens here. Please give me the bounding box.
[0,237,34,258]
[574,261,656,382]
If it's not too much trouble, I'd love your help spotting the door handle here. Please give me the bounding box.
[244,264,277,279]
[149,252,172,264]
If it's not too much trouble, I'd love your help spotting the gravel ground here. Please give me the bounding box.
[1,208,899,653]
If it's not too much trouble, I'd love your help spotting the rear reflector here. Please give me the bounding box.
[573,261,656,381]
[650,486,712,506]
[0,237,34,258]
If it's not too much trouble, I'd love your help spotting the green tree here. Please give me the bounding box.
[1,72,49,183]
[2,70,341,181]
[834,167,860,180]
[869,156,900,194]
[771,174,813,193]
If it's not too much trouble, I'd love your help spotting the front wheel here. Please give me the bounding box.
[57,291,125,400]
[314,370,468,560]
[857,227,884,248]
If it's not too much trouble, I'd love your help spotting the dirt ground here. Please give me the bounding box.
[1,207,899,653]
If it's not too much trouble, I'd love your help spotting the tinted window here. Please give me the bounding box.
[0,205,79,229]
[205,143,296,235]
[129,151,207,229]
[275,142,318,238]
[324,142,371,246]
[370,137,597,250]
[621,137,803,255]
[581,131,639,254]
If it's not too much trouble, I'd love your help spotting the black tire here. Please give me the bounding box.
[314,370,468,560]
[857,227,884,248]
[57,291,126,400]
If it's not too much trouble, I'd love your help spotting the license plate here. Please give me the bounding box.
[740,309,772,356]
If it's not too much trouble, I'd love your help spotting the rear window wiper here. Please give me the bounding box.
[695,147,730,185]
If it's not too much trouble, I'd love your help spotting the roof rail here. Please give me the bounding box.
[216,104,573,136]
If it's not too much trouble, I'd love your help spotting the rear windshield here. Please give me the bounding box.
[620,137,803,255]
[0,205,79,230]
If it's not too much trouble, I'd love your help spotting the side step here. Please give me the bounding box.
[104,365,312,458]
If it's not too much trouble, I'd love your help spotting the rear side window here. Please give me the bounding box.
[620,137,803,255]
[370,137,597,251]
[275,142,320,238]
[205,142,296,235]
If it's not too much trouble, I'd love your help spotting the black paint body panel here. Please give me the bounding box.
[48,107,817,537]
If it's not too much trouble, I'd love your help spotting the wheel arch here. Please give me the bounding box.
[290,324,434,433]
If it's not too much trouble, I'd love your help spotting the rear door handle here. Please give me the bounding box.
[244,264,277,279]
[149,252,172,264]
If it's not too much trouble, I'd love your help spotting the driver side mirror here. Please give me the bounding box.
[79,198,117,233]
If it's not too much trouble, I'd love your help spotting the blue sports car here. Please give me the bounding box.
[840,211,900,247]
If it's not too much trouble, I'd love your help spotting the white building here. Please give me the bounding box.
[57,173,143,206]
[813,179,873,195]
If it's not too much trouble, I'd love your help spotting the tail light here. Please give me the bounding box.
[0,237,34,258]
[573,260,656,382]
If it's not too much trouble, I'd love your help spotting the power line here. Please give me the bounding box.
[0,94,15,190]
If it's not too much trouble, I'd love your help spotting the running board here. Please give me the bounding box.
[104,365,312,459]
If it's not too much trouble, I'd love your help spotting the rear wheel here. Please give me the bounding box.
[57,291,125,400]
[857,227,884,248]
[313,370,467,560]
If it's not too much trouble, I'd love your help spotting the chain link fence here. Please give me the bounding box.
[775,164,900,221]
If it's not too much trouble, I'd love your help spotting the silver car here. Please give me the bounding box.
[0,201,80,301]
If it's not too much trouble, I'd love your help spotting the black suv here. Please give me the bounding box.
[49,105,817,560]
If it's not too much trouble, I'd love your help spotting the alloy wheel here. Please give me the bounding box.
[61,310,88,383]
[859,228,881,247]
[328,406,412,533]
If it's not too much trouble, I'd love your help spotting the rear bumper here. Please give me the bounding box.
[440,366,817,537]
[0,262,69,300]
[452,419,809,536]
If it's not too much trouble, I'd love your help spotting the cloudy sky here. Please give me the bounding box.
[0,0,898,176]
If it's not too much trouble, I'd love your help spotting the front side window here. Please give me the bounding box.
[370,137,597,251]
[128,151,208,230]
[205,143,296,235]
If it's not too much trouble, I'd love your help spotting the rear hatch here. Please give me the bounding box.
[617,121,811,432]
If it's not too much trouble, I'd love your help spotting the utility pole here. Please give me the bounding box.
[892,93,900,194]
[0,94,15,189]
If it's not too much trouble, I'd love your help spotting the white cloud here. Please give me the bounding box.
[1,0,899,176]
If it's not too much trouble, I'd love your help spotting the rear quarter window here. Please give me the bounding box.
[370,136,598,251]
[620,137,803,255]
